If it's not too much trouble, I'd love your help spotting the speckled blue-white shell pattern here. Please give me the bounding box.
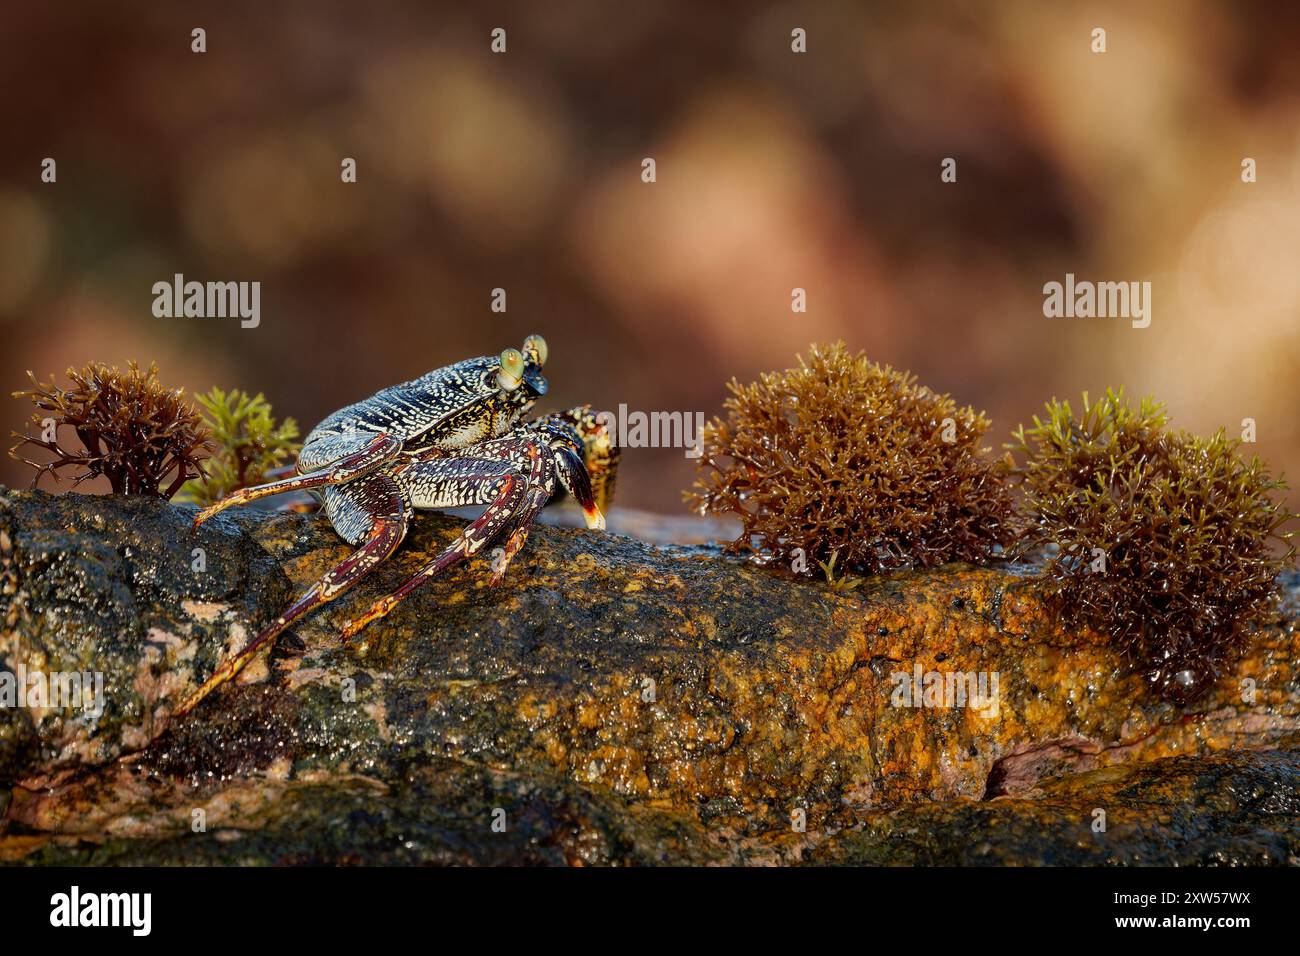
[299,356,540,472]
[298,353,580,545]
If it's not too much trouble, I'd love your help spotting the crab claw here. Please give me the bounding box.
[553,445,605,531]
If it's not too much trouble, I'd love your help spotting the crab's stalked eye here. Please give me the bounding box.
[498,348,525,390]
[523,333,548,368]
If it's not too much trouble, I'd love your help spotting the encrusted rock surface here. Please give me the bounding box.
[1,488,1297,864]
[806,745,1300,866]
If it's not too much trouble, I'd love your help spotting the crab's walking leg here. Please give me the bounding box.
[488,523,533,586]
[338,458,533,639]
[486,445,553,585]
[191,432,402,528]
[176,474,410,715]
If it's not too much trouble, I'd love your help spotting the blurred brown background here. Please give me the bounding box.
[2,0,1299,512]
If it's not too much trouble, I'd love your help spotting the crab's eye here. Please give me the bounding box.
[523,333,548,368]
[497,348,525,390]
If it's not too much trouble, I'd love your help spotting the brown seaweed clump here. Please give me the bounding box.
[10,361,211,498]
[686,342,1018,577]
[1007,388,1295,703]
[178,387,301,507]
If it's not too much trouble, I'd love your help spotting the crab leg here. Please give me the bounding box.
[476,432,607,587]
[488,523,533,586]
[176,474,410,715]
[192,432,402,527]
[485,446,555,585]
[338,457,535,639]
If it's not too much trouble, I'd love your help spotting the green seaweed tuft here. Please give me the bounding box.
[179,387,301,507]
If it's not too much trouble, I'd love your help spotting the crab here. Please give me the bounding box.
[177,334,616,715]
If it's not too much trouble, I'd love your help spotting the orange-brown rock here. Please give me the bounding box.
[1,488,1296,863]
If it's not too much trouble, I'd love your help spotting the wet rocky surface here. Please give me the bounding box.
[1,488,1297,865]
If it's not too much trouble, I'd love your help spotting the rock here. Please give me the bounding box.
[0,489,291,785]
[806,745,1300,866]
[1,487,1297,864]
[2,755,730,866]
